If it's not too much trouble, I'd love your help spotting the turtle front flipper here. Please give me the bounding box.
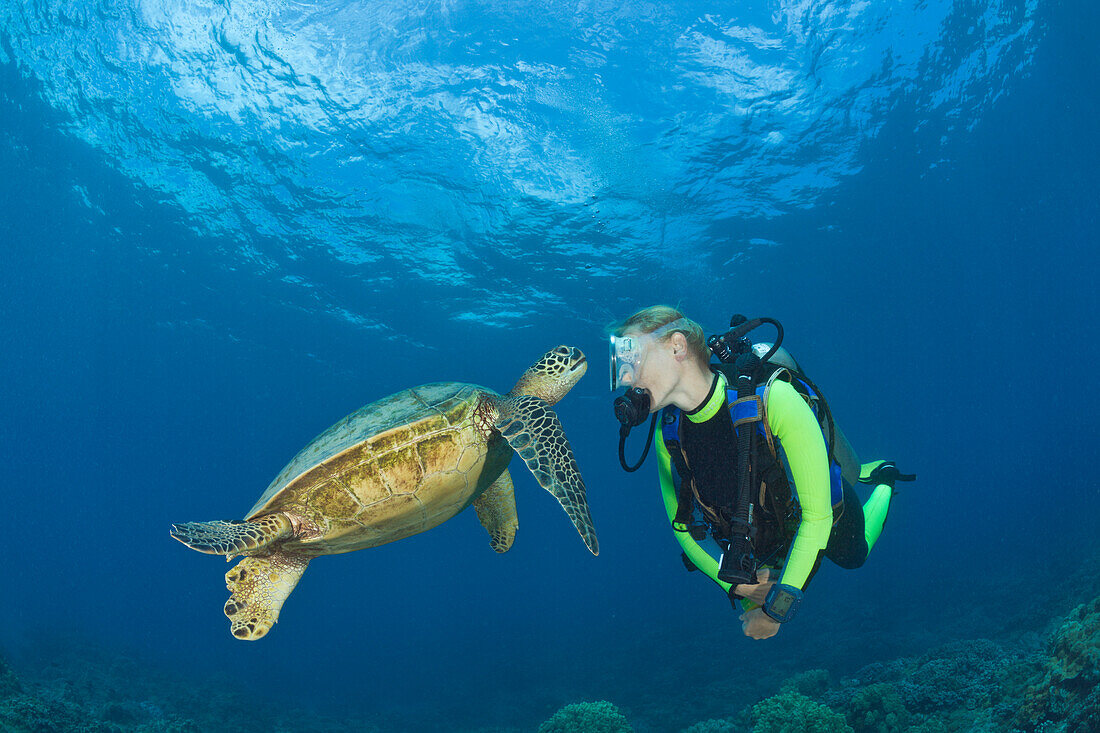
[170,514,293,556]
[494,395,598,555]
[224,553,310,641]
[474,469,519,553]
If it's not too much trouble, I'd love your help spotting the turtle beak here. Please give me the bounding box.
[569,349,587,372]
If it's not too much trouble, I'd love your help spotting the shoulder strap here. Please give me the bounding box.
[756,367,791,457]
[660,406,701,531]
[660,405,681,446]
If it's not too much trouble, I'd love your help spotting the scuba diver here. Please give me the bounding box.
[610,306,915,640]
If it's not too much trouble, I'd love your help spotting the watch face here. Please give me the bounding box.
[771,590,795,615]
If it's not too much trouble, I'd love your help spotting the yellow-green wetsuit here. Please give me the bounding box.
[655,371,894,606]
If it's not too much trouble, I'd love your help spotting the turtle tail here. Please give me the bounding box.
[170,514,293,556]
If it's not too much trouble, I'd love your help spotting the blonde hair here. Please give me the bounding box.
[609,305,710,364]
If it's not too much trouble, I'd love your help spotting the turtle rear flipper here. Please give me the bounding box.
[224,554,310,641]
[474,469,519,553]
[494,395,598,556]
[170,514,293,556]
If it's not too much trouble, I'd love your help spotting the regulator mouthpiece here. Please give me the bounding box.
[614,388,651,429]
[614,388,658,473]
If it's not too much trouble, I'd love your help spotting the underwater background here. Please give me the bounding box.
[1,0,1097,731]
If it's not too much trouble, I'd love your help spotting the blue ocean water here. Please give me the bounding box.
[1,0,1097,731]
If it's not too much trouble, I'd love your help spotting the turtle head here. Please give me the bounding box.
[506,345,587,405]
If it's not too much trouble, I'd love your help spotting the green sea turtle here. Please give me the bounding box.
[171,345,597,641]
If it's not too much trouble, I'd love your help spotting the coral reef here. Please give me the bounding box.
[750,691,852,733]
[0,586,1098,732]
[0,645,384,733]
[678,719,737,733]
[0,651,21,698]
[815,637,1036,732]
[665,597,1100,733]
[0,692,108,733]
[831,639,1032,715]
[845,683,909,733]
[537,701,633,733]
[1016,596,1100,732]
[778,668,830,699]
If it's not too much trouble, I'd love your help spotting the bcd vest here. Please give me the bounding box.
[661,364,844,565]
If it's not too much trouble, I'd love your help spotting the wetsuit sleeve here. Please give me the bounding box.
[655,428,733,594]
[766,379,832,591]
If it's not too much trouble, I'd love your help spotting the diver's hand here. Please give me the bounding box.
[734,567,776,605]
[739,608,781,640]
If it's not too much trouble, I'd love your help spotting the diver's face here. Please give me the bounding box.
[619,331,680,411]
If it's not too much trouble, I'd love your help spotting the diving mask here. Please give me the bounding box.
[609,318,691,391]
